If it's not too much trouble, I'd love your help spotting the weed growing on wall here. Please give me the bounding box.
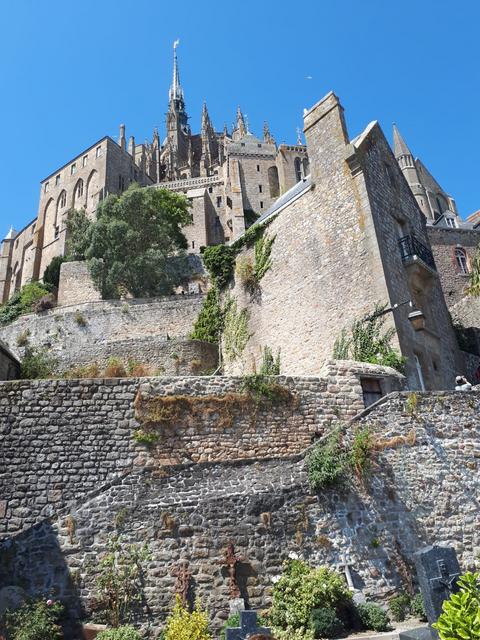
[202,245,237,289]
[189,286,224,344]
[306,431,349,490]
[405,392,419,415]
[222,297,250,362]
[21,346,56,379]
[91,535,150,627]
[74,310,87,326]
[133,429,160,447]
[466,244,480,297]
[332,303,407,372]
[236,234,276,293]
[350,427,375,475]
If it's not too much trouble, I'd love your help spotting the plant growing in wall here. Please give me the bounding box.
[91,535,150,628]
[20,346,56,379]
[466,244,480,297]
[222,297,250,362]
[236,234,276,293]
[306,431,349,490]
[189,286,224,344]
[43,255,67,289]
[0,282,52,326]
[202,244,237,289]
[332,302,407,373]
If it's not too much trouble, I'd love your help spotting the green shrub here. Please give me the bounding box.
[272,628,315,640]
[96,626,143,640]
[43,256,67,289]
[163,595,211,640]
[189,286,224,344]
[0,282,51,326]
[202,244,236,289]
[306,432,348,490]
[350,427,375,476]
[21,346,56,379]
[133,430,159,446]
[74,310,87,326]
[389,593,412,622]
[270,559,352,632]
[222,297,250,362]
[310,607,345,638]
[410,593,427,621]
[1,598,64,640]
[433,571,480,640]
[16,330,30,347]
[356,602,391,632]
[259,345,281,375]
[220,612,268,639]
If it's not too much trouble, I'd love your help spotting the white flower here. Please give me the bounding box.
[288,551,299,560]
[271,575,281,583]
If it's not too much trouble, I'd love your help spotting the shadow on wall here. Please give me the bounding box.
[0,519,83,639]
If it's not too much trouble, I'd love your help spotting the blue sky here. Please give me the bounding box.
[0,0,478,235]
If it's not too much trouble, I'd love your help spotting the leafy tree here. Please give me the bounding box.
[202,244,236,289]
[43,255,67,289]
[65,208,92,260]
[79,185,192,299]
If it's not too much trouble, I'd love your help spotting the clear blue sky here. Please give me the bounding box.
[1,0,478,235]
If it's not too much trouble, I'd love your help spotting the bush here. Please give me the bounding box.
[272,628,315,640]
[74,310,87,326]
[43,256,67,289]
[389,593,412,622]
[202,244,236,289]
[32,294,56,313]
[63,363,101,379]
[310,607,345,638]
[162,596,211,640]
[433,571,480,640]
[1,598,64,640]
[133,430,159,446]
[96,626,143,640]
[0,282,51,326]
[410,593,427,621]
[350,427,375,476]
[105,357,127,378]
[306,432,348,490]
[270,559,352,632]
[190,286,224,344]
[356,602,391,632]
[21,346,56,379]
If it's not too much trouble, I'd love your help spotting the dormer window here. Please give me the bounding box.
[446,217,456,228]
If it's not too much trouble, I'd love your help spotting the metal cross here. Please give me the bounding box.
[429,559,460,592]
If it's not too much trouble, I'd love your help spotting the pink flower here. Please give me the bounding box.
[46,599,53,606]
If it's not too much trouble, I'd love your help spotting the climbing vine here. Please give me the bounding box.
[466,243,480,296]
[222,297,250,362]
[189,286,224,344]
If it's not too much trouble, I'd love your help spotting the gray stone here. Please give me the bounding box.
[225,610,271,639]
[413,545,461,625]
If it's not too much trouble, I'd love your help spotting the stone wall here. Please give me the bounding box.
[57,261,102,306]
[0,362,403,537]
[0,387,478,637]
[427,227,480,307]
[0,295,205,367]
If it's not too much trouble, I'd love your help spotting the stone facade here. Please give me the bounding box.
[427,227,479,306]
[224,93,462,390]
[0,381,478,636]
[0,295,205,368]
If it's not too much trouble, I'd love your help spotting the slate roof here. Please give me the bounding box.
[252,175,311,227]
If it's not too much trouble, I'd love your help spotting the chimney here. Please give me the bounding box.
[118,124,126,151]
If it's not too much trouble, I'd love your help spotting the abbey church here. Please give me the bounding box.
[0,43,308,302]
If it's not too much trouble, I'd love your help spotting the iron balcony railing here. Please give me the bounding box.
[398,234,437,271]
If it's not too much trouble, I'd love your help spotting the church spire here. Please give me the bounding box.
[393,123,414,161]
[169,39,184,102]
[236,106,246,138]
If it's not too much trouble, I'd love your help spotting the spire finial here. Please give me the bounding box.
[169,39,183,102]
[296,127,303,145]
[236,106,246,137]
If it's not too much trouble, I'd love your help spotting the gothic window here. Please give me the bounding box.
[55,175,61,186]
[73,179,84,208]
[96,146,102,158]
[455,247,469,274]
[302,157,309,176]
[44,182,50,193]
[268,166,280,199]
[294,157,302,182]
[59,191,67,208]
[71,163,76,175]
[76,180,84,198]
[83,155,88,167]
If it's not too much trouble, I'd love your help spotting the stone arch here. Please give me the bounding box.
[86,170,100,215]
[56,190,67,226]
[72,178,85,209]
[268,166,280,199]
[42,198,56,245]
[294,157,302,182]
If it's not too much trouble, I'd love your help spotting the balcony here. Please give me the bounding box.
[398,234,437,272]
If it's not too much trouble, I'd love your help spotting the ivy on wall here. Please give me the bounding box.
[222,297,250,362]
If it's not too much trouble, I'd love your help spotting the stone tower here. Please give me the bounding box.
[165,41,190,176]
[393,124,430,219]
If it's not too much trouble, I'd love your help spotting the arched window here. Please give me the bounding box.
[76,179,84,198]
[73,179,85,208]
[455,247,469,274]
[268,166,280,198]
[59,190,67,208]
[86,170,100,212]
[294,157,302,182]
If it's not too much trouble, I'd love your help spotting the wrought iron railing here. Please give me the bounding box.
[398,234,436,271]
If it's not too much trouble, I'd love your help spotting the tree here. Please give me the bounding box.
[65,208,92,260]
[43,255,67,289]
[71,184,192,299]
